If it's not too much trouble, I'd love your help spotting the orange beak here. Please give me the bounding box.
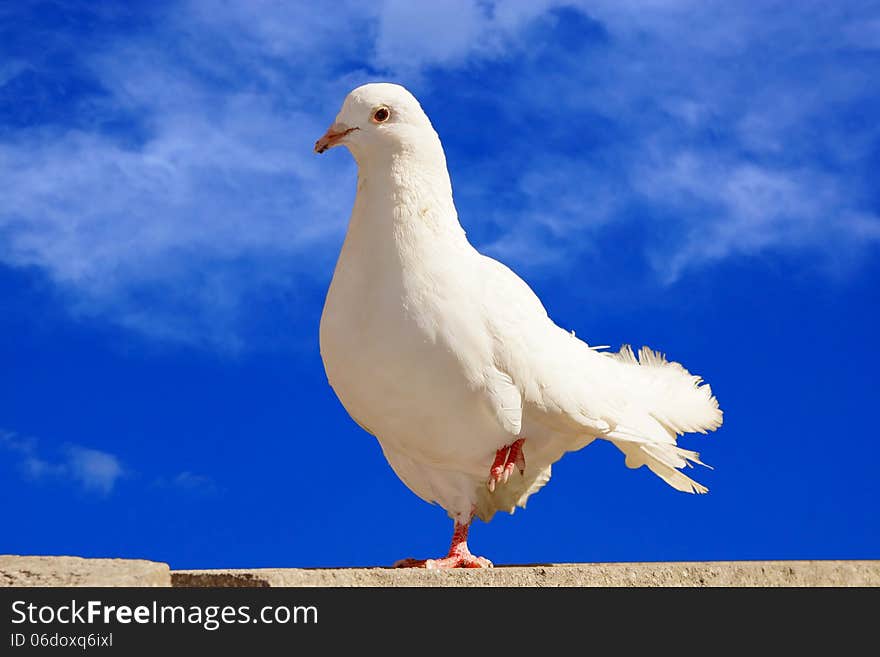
[314,122,359,154]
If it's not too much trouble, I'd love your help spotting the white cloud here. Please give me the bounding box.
[1,1,877,348]
[0,1,368,348]
[374,0,493,73]
[65,446,125,494]
[0,430,124,495]
[477,155,618,268]
[1,429,217,497]
[371,0,570,74]
[636,154,855,281]
[450,1,880,282]
[153,471,220,496]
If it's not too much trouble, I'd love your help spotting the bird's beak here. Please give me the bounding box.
[314,122,358,154]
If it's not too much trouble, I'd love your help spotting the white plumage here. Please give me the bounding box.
[315,83,722,565]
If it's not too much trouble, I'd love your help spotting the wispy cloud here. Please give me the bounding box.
[153,471,220,497]
[1,429,218,497]
[449,1,880,281]
[1,1,877,348]
[63,446,125,495]
[371,0,563,73]
[635,154,857,281]
[1,430,124,494]
[0,1,364,348]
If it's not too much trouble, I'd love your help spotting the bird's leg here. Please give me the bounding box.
[487,438,526,491]
[392,439,527,568]
[393,517,493,569]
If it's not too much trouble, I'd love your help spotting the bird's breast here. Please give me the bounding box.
[319,231,502,468]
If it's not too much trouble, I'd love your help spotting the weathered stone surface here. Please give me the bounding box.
[172,560,880,587]
[0,556,170,587]
[3,556,876,587]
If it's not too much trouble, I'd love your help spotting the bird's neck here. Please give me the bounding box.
[330,144,475,297]
[349,146,467,246]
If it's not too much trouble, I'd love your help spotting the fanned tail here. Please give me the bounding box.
[611,437,710,494]
[607,345,722,435]
[602,345,723,494]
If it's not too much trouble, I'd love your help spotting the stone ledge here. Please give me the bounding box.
[0,556,170,587]
[3,557,877,587]
[172,560,879,587]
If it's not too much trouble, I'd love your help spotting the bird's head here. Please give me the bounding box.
[314,83,439,164]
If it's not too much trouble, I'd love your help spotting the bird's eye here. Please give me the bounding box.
[371,106,391,124]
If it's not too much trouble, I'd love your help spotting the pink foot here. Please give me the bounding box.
[393,551,493,569]
[487,438,526,492]
[393,519,493,569]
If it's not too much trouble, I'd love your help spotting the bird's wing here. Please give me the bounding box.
[468,256,608,434]
[476,254,721,493]
[484,367,523,436]
[476,254,610,436]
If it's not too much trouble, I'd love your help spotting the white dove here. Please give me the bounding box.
[315,83,722,568]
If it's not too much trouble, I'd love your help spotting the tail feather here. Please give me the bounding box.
[612,438,710,494]
[607,345,722,435]
[601,344,722,494]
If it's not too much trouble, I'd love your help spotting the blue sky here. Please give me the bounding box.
[2,1,878,568]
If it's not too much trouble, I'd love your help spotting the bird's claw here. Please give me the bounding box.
[487,438,526,491]
[394,552,493,569]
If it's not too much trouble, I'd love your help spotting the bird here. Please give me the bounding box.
[314,83,722,568]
